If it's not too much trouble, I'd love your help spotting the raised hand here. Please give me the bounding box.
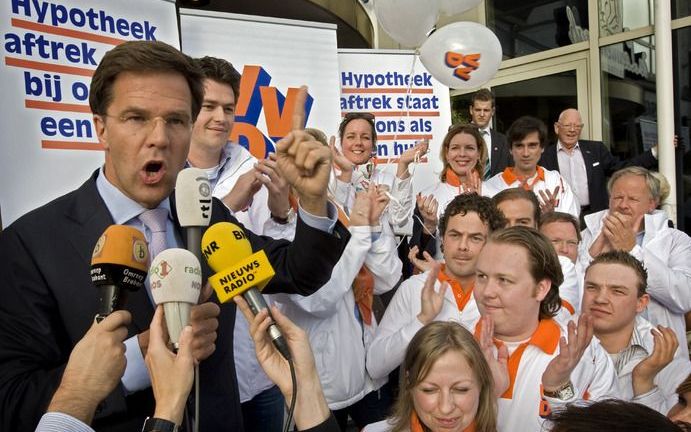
[397,139,429,179]
[602,211,637,252]
[408,245,437,273]
[369,184,391,225]
[222,169,262,212]
[330,135,355,182]
[542,314,593,393]
[417,262,448,325]
[275,86,331,217]
[416,193,439,235]
[255,153,291,219]
[632,326,678,396]
[146,306,195,426]
[478,315,510,397]
[538,186,560,214]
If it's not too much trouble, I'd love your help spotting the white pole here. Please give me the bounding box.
[655,0,676,224]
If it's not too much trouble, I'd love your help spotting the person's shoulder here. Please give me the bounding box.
[362,419,397,432]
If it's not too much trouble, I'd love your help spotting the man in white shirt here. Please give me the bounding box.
[474,227,618,431]
[581,250,691,414]
[367,193,506,381]
[540,108,658,216]
[469,88,510,179]
[580,166,691,359]
[484,116,580,218]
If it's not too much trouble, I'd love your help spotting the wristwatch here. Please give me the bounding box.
[141,417,178,432]
[543,381,575,400]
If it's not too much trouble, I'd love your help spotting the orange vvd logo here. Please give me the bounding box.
[444,51,481,81]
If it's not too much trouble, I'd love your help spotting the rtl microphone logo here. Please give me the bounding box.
[196,175,212,220]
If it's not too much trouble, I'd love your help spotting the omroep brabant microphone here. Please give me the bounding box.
[175,168,212,266]
[201,222,290,359]
[150,248,202,348]
[91,225,149,322]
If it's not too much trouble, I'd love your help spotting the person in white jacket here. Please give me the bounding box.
[329,112,424,232]
[274,186,402,431]
[473,227,618,432]
[483,116,580,218]
[368,193,506,381]
[581,250,691,414]
[579,166,691,359]
[186,56,294,432]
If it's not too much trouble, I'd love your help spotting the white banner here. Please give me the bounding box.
[180,10,341,160]
[0,0,179,227]
[337,50,452,196]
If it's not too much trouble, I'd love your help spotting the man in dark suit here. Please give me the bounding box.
[469,88,511,179]
[539,108,657,215]
[0,41,347,432]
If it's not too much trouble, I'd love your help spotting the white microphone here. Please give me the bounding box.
[176,167,213,265]
[150,248,202,348]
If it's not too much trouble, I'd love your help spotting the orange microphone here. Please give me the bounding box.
[91,225,149,322]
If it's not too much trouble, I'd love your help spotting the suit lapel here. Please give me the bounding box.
[64,171,154,333]
[580,141,594,182]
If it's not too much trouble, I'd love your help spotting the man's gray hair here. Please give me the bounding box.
[607,166,661,201]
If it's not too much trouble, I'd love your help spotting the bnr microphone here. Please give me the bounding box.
[150,249,202,348]
[175,168,212,269]
[201,222,290,360]
[91,225,149,322]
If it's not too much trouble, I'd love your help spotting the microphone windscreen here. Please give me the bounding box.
[91,225,149,291]
[150,248,202,305]
[201,222,253,272]
[176,167,213,227]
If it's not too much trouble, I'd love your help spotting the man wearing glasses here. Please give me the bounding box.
[539,108,657,216]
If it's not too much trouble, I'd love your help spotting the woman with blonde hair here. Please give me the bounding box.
[365,321,498,432]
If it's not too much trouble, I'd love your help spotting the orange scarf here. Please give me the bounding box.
[410,411,476,432]
[501,166,545,191]
[333,198,375,326]
[438,265,474,312]
[444,167,480,193]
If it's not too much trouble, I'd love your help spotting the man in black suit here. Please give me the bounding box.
[469,88,511,179]
[539,108,657,215]
[0,40,347,432]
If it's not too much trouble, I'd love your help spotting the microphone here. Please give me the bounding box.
[175,167,212,267]
[150,249,202,348]
[201,222,290,360]
[91,225,149,322]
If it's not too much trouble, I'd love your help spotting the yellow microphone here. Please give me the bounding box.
[91,225,149,322]
[201,222,290,359]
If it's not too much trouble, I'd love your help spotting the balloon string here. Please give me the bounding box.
[388,51,418,170]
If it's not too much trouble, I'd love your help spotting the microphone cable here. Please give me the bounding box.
[283,357,297,432]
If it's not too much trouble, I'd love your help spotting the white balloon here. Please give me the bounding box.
[439,0,482,16]
[375,0,440,48]
[419,22,503,89]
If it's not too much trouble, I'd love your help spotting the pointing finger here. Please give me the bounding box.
[292,86,308,131]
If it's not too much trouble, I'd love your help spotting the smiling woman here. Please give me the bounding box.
[363,321,497,432]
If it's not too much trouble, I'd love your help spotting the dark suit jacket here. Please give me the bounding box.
[488,129,512,177]
[0,171,348,432]
[539,139,657,212]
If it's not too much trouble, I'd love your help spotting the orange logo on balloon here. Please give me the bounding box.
[444,51,481,81]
